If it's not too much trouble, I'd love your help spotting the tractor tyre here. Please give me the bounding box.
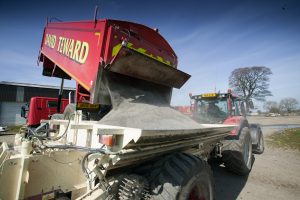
[222,127,253,175]
[108,174,150,200]
[55,197,70,200]
[83,110,102,121]
[149,153,213,200]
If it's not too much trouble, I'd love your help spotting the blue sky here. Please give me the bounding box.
[0,0,299,108]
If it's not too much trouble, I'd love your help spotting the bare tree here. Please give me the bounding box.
[229,66,272,104]
[279,98,299,113]
[264,101,279,113]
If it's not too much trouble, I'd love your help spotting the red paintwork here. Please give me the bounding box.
[27,97,69,127]
[39,19,177,104]
[223,116,242,125]
[223,91,243,136]
[223,116,242,136]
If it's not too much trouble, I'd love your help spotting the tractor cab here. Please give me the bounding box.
[190,91,246,124]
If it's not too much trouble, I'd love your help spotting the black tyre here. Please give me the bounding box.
[85,105,111,121]
[84,110,101,121]
[253,130,264,154]
[222,127,253,175]
[55,192,71,200]
[109,174,150,200]
[55,197,70,200]
[150,153,213,200]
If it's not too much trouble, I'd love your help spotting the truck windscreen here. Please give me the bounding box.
[194,98,228,123]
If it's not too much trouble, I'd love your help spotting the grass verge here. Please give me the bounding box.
[6,125,23,133]
[267,128,300,151]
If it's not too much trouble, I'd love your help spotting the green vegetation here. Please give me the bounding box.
[7,125,23,133]
[267,128,300,151]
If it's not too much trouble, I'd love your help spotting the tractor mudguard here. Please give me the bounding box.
[249,124,261,145]
[224,116,249,140]
[250,123,264,154]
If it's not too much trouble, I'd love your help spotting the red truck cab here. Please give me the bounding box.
[21,97,69,127]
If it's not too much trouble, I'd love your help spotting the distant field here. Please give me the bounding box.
[247,115,300,125]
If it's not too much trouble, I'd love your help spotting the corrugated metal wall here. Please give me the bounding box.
[0,84,74,102]
[23,86,74,102]
[0,85,17,102]
[0,102,26,125]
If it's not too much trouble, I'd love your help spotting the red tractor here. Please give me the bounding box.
[174,90,264,175]
[189,90,264,155]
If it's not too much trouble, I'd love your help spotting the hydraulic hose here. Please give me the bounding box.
[48,113,74,141]
[43,144,118,155]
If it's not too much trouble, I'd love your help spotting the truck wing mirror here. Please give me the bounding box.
[21,105,28,118]
[21,107,25,118]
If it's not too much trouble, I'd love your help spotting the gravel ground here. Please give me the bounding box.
[1,116,300,199]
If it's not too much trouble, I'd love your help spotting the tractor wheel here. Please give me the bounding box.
[252,128,264,154]
[250,124,264,154]
[222,127,253,175]
[83,110,102,121]
[55,197,70,200]
[109,174,150,200]
[149,153,213,200]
